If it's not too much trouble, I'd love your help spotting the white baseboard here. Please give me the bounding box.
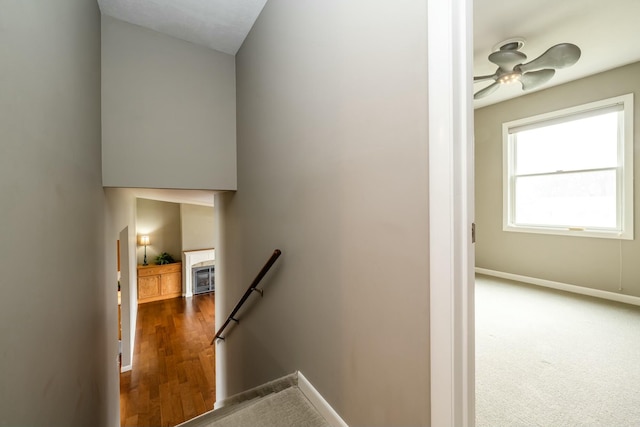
[120,364,132,373]
[297,371,348,427]
[475,268,640,307]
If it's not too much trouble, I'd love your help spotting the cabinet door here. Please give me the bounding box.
[138,275,160,300]
[161,272,182,296]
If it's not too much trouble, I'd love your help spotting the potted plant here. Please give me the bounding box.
[155,252,175,265]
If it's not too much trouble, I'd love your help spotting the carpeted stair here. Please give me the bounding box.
[178,372,337,427]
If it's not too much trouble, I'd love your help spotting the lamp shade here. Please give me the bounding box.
[140,235,150,246]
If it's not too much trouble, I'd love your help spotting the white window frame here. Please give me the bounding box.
[503,93,634,240]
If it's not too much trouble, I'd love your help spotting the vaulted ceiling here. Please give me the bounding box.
[97,0,267,55]
[97,0,640,202]
[98,0,640,108]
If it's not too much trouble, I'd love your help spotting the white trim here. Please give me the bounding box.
[476,268,640,307]
[427,0,474,425]
[214,192,228,407]
[120,364,132,373]
[297,371,349,427]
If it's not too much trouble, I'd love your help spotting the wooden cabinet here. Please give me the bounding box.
[137,262,182,304]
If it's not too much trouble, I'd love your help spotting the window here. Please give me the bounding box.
[503,94,634,239]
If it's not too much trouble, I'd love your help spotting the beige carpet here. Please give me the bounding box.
[476,274,640,427]
[208,387,329,427]
[178,373,331,427]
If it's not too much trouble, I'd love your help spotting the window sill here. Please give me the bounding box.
[503,224,632,240]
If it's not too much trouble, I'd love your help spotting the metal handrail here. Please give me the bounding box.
[212,249,282,343]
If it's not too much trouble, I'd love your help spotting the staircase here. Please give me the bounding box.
[177,372,347,427]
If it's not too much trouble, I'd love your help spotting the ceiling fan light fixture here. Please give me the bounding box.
[474,38,581,100]
[498,71,521,84]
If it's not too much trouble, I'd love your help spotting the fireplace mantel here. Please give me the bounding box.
[183,249,215,297]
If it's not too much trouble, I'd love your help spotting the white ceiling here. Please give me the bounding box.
[97,0,267,55]
[474,0,640,108]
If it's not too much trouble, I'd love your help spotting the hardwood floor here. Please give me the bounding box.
[120,293,216,427]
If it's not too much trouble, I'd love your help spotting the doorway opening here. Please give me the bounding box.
[117,238,122,370]
[109,188,220,426]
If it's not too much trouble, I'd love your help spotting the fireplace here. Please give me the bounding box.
[193,262,215,295]
[183,249,215,298]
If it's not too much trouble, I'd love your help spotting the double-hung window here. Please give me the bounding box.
[503,94,634,239]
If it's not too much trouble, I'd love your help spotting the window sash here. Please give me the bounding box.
[512,111,620,175]
[512,168,619,230]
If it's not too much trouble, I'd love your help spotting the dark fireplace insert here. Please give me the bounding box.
[193,262,215,295]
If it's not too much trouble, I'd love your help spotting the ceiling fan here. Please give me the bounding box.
[474,38,581,99]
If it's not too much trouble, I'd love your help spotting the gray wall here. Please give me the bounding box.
[0,1,115,425]
[219,1,430,425]
[475,61,640,297]
[136,198,182,265]
[181,204,215,251]
[101,15,237,191]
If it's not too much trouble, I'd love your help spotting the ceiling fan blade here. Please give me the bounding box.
[518,43,581,73]
[488,50,527,70]
[520,69,556,91]
[474,82,501,99]
[474,73,497,83]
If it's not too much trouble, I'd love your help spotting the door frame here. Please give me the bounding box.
[427,0,475,425]
[119,226,134,372]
